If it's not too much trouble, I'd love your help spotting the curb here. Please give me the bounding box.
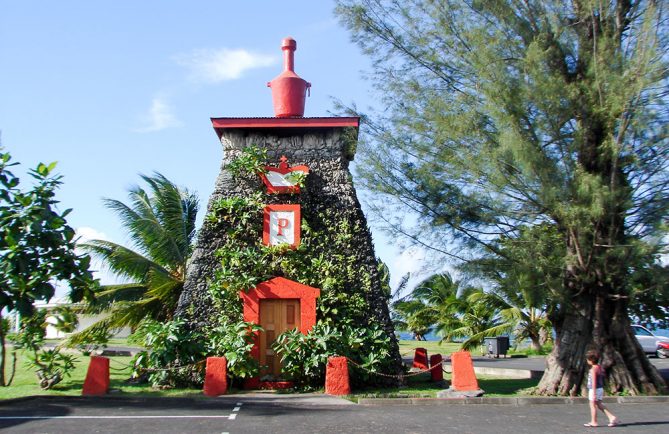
[0,395,210,407]
[5,393,668,408]
[357,395,669,406]
[0,393,354,407]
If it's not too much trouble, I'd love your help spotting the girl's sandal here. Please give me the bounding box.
[583,423,599,427]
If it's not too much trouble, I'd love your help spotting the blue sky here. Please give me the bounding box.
[1,0,430,293]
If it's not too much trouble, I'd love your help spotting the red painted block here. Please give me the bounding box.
[430,354,444,382]
[413,347,429,370]
[203,357,228,396]
[82,356,109,396]
[451,351,479,391]
[325,356,350,395]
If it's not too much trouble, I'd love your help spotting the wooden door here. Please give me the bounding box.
[259,299,300,378]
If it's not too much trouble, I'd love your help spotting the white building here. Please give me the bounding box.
[32,297,131,339]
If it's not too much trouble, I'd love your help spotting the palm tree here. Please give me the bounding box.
[467,282,552,352]
[67,173,198,344]
[392,272,468,341]
[392,299,434,340]
[442,293,503,351]
[458,225,558,352]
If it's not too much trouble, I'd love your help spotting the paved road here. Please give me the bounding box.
[479,355,668,372]
[1,395,669,433]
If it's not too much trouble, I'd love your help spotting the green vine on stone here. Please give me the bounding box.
[206,193,264,236]
[284,171,308,188]
[202,166,393,388]
[208,208,377,326]
[227,146,268,178]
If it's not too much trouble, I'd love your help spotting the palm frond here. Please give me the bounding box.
[145,269,182,308]
[85,283,149,312]
[105,297,166,328]
[129,186,184,270]
[104,183,184,271]
[80,240,169,281]
[141,172,199,255]
[73,173,198,342]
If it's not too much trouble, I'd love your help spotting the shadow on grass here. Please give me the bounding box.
[350,372,540,399]
[51,380,85,393]
[350,372,444,398]
[477,377,539,395]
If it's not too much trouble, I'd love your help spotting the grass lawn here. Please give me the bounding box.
[397,339,463,358]
[349,340,540,400]
[44,337,141,348]
[349,371,539,400]
[1,340,540,401]
[397,338,550,358]
[0,348,200,401]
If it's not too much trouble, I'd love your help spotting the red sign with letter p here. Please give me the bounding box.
[263,204,301,248]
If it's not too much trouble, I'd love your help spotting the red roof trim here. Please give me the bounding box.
[211,117,359,129]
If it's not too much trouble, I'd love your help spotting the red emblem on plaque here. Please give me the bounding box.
[259,156,309,194]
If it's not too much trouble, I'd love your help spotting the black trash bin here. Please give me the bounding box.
[484,336,510,358]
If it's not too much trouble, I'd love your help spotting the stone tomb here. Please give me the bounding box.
[175,117,402,386]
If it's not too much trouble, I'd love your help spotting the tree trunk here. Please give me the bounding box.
[537,288,666,396]
[539,327,550,346]
[529,335,542,353]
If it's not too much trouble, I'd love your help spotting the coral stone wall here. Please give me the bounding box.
[175,125,402,380]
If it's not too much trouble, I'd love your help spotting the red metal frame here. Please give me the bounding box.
[259,156,309,194]
[211,116,359,129]
[211,116,359,139]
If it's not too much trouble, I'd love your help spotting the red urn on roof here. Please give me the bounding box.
[267,37,311,117]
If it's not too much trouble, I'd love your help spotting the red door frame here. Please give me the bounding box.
[240,276,320,388]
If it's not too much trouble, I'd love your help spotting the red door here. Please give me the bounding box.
[258,299,300,378]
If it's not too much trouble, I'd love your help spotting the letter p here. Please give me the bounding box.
[277,218,290,236]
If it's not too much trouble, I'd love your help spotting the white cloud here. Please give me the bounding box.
[75,226,109,244]
[74,227,120,286]
[135,97,182,133]
[390,246,427,293]
[175,48,277,83]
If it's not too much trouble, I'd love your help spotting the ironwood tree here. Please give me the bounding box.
[336,0,668,395]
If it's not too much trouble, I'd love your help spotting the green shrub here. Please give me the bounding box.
[272,320,392,389]
[12,310,78,389]
[206,321,262,380]
[130,319,206,387]
[130,318,264,387]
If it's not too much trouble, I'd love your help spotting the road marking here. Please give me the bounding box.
[0,415,234,420]
[227,401,242,419]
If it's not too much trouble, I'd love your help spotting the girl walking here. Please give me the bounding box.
[584,350,620,427]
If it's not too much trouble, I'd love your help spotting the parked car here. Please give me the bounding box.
[632,325,669,358]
